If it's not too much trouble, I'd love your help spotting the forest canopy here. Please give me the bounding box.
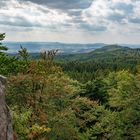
[0,33,140,140]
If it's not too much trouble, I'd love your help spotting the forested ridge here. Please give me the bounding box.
[1,33,140,140]
[56,44,140,61]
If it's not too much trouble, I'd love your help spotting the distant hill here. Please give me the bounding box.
[4,42,105,54]
[7,44,140,62]
[57,45,140,61]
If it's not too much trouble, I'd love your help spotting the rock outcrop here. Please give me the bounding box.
[0,75,13,140]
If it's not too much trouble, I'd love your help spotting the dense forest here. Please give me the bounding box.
[1,33,140,140]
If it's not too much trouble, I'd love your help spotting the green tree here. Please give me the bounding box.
[80,79,108,105]
[103,70,140,139]
[0,33,8,53]
[7,52,81,139]
[18,45,29,62]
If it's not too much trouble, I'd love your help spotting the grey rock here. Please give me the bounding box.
[0,75,13,140]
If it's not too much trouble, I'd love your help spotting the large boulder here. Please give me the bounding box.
[0,75,13,140]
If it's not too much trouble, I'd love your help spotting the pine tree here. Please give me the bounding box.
[0,33,8,53]
[18,45,29,62]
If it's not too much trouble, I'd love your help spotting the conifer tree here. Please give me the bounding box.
[0,33,8,53]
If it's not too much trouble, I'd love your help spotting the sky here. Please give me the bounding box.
[0,0,140,44]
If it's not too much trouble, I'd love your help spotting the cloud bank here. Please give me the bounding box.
[0,0,140,43]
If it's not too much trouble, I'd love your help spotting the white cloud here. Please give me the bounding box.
[0,0,140,43]
[82,0,140,33]
[0,0,72,29]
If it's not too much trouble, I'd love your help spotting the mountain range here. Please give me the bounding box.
[4,42,140,54]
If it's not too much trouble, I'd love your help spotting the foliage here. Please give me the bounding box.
[18,45,30,62]
[12,108,32,140]
[0,33,8,53]
[80,79,108,105]
[1,34,140,139]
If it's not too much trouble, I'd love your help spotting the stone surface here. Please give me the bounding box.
[0,75,13,140]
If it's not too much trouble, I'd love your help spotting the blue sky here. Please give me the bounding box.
[0,0,140,44]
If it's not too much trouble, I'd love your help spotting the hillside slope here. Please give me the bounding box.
[57,45,140,61]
